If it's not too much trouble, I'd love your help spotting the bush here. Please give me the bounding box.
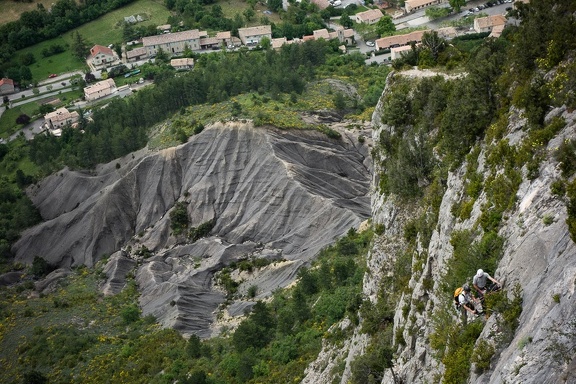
[121,304,140,324]
[471,339,495,374]
[555,138,576,178]
[188,218,216,241]
[16,114,31,125]
[169,202,189,235]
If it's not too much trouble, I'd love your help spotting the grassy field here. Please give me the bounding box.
[0,103,40,139]
[0,89,83,139]
[62,0,172,47]
[21,40,87,82]
[219,0,282,25]
[0,0,59,25]
[11,0,170,82]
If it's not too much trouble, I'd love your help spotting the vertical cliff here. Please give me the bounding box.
[303,60,576,383]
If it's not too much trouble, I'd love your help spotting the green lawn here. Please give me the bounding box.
[23,40,87,82]
[0,89,83,138]
[0,103,40,139]
[63,0,172,47]
[13,0,171,82]
[0,0,56,25]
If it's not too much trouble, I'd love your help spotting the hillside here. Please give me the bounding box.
[1,0,576,383]
[13,120,372,337]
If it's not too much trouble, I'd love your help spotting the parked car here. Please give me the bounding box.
[366,41,375,47]
[48,74,57,78]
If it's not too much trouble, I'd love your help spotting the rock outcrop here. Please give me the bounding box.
[13,121,372,337]
[302,72,576,384]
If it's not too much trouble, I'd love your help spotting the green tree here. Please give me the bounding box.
[449,0,466,12]
[154,47,169,64]
[243,7,255,22]
[333,91,347,110]
[268,0,283,12]
[20,66,33,84]
[20,52,35,66]
[71,31,89,60]
[260,36,271,49]
[425,6,451,19]
[170,202,189,235]
[186,334,202,358]
[340,13,354,29]
[421,30,446,61]
[375,14,395,37]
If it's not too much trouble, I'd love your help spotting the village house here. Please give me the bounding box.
[375,30,428,51]
[238,25,272,46]
[44,107,80,136]
[390,45,413,60]
[474,14,507,33]
[84,78,116,102]
[199,36,221,50]
[216,31,234,47]
[88,45,119,70]
[489,24,505,38]
[142,30,202,58]
[313,29,331,40]
[126,47,148,63]
[355,9,384,24]
[0,78,15,95]
[170,58,195,70]
[271,37,289,50]
[302,27,355,45]
[404,0,443,13]
[436,26,458,40]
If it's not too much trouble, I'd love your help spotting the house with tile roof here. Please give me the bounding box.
[474,14,506,33]
[126,47,147,62]
[88,45,119,70]
[375,30,428,50]
[0,78,15,95]
[142,30,202,57]
[405,0,443,13]
[238,25,272,46]
[84,78,116,102]
[355,9,384,24]
[44,107,80,134]
[311,0,330,9]
[170,58,195,70]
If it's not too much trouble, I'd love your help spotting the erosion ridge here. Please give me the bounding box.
[13,121,372,337]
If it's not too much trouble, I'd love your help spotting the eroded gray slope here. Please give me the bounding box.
[14,121,371,336]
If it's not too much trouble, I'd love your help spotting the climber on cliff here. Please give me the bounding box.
[473,269,501,299]
[457,284,480,318]
[455,284,481,325]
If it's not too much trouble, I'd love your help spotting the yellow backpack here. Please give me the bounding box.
[454,287,463,307]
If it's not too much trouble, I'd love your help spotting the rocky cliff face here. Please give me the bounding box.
[303,72,576,384]
[13,121,372,337]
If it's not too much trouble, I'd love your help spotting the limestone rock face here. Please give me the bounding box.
[374,108,576,383]
[13,122,371,337]
[302,73,576,384]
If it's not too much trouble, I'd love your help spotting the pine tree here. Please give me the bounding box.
[71,31,88,60]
